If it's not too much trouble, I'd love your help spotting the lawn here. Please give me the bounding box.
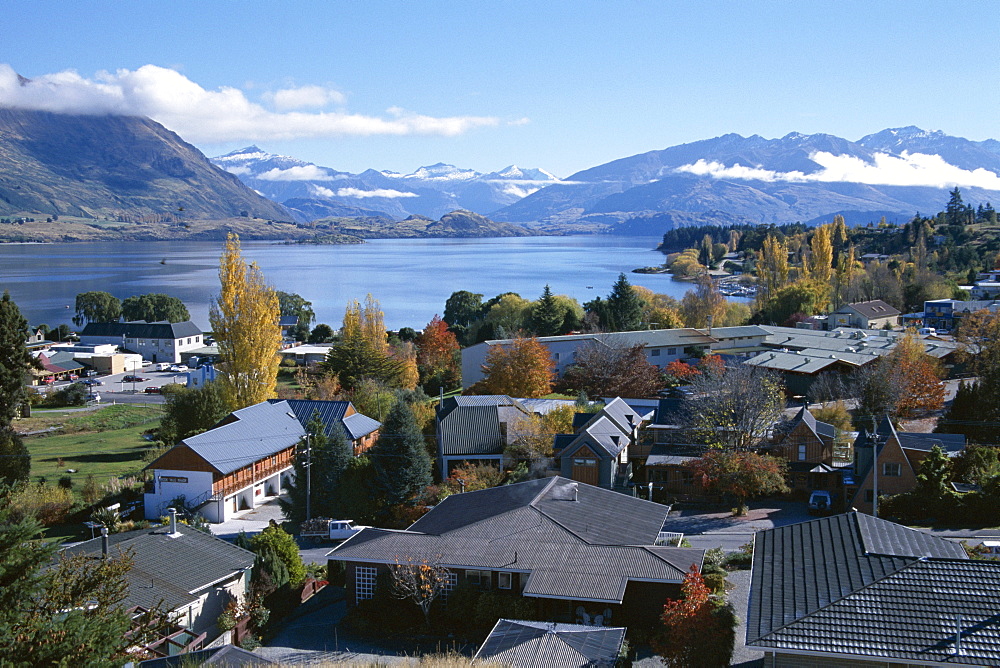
[23,404,164,486]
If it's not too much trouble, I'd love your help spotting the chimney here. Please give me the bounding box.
[101,526,109,558]
[706,314,714,336]
[168,507,178,535]
[571,482,578,502]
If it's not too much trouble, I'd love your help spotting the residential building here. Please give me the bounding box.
[845,416,965,515]
[746,511,1000,666]
[278,344,334,367]
[144,399,380,522]
[831,300,901,329]
[79,320,204,363]
[767,406,845,495]
[435,395,532,478]
[62,511,255,649]
[554,397,650,490]
[329,477,704,628]
[475,619,626,667]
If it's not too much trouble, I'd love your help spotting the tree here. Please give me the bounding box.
[757,234,789,299]
[249,521,306,586]
[0,292,36,426]
[277,291,315,341]
[370,397,433,508]
[120,293,190,323]
[754,279,830,326]
[685,450,789,509]
[652,566,736,668]
[209,233,282,411]
[559,338,663,398]
[530,285,563,337]
[390,557,453,627]
[444,290,484,344]
[280,410,352,523]
[810,224,834,284]
[679,274,726,328]
[484,293,532,338]
[471,337,555,398]
[0,430,30,486]
[0,491,164,665]
[157,381,230,445]
[308,323,334,343]
[605,273,644,331]
[73,291,121,326]
[886,331,944,419]
[324,296,404,390]
[683,364,785,451]
[415,315,461,394]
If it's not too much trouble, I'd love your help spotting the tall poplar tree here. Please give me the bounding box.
[209,233,282,411]
[810,224,834,284]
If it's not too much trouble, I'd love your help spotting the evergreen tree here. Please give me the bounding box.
[371,397,432,508]
[280,411,353,523]
[945,187,971,227]
[0,291,35,426]
[605,273,644,331]
[530,285,563,337]
[0,430,30,486]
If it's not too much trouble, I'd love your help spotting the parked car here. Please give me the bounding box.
[86,393,101,403]
[168,364,189,373]
[122,375,149,383]
[808,490,834,515]
[141,360,153,368]
[84,369,98,377]
[143,386,162,394]
[81,378,104,386]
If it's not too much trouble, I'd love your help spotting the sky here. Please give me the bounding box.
[3,1,999,179]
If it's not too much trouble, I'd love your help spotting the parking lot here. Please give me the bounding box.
[39,366,192,405]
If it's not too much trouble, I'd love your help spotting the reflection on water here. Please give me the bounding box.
[0,236,694,330]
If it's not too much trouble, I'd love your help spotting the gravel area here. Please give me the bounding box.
[728,569,764,667]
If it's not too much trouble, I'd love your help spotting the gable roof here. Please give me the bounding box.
[746,512,989,664]
[273,399,381,441]
[438,404,505,456]
[80,320,202,340]
[180,400,304,474]
[61,523,255,613]
[330,477,703,603]
[781,406,836,442]
[561,416,629,459]
[897,431,966,456]
[475,619,625,667]
[838,299,902,319]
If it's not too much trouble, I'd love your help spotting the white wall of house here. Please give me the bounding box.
[177,569,250,635]
[144,469,214,520]
[125,334,203,363]
[151,466,294,523]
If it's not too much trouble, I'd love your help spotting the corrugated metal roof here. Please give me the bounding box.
[342,413,380,440]
[183,400,304,474]
[438,404,504,456]
[270,399,381,442]
[474,619,625,668]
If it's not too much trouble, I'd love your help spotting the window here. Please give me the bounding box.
[798,445,807,461]
[865,490,875,503]
[466,569,491,589]
[441,571,458,602]
[680,471,695,486]
[667,348,676,355]
[498,572,512,590]
[883,462,902,477]
[356,566,377,603]
[651,349,661,357]
[573,458,597,466]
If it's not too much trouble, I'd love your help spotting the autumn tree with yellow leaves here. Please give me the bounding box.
[209,233,281,410]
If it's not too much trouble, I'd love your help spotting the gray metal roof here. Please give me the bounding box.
[80,320,202,340]
[474,619,626,667]
[562,416,629,458]
[275,399,381,441]
[342,413,381,440]
[183,400,304,475]
[897,431,966,455]
[438,404,505,456]
[484,328,716,348]
[746,512,984,664]
[331,477,702,603]
[62,524,255,614]
[837,299,901,318]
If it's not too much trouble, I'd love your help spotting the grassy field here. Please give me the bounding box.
[23,405,164,486]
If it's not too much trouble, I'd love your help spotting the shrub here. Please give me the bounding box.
[81,474,102,504]
[57,475,73,490]
[216,609,237,632]
[702,547,726,569]
[724,550,753,570]
[703,572,726,595]
[474,590,535,630]
[10,482,76,525]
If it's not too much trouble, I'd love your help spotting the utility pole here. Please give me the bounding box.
[298,433,313,521]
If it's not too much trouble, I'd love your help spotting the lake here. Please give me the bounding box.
[0,236,696,331]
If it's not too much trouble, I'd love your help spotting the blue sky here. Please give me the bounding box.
[4,1,998,177]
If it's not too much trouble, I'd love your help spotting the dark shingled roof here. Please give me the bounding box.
[331,477,703,603]
[841,299,902,319]
[746,512,999,665]
[897,431,966,455]
[274,399,381,441]
[80,320,202,339]
[62,524,254,614]
[474,619,626,667]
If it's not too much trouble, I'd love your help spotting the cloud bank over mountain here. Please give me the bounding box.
[0,63,504,143]
[676,150,1000,189]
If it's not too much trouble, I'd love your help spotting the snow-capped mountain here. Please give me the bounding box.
[211,148,561,221]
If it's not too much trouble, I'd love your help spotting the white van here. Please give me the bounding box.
[154,363,171,371]
[918,327,936,336]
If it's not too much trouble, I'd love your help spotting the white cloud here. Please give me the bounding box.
[0,63,503,143]
[222,165,251,176]
[264,84,346,110]
[675,151,1000,190]
[335,187,419,199]
[256,165,334,181]
[501,184,542,198]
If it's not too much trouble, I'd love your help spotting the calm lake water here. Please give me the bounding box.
[0,236,694,331]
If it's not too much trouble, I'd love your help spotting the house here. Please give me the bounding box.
[24,328,56,352]
[831,299,901,329]
[79,320,205,364]
[746,511,1000,666]
[435,395,532,478]
[29,350,86,385]
[845,416,965,515]
[554,398,650,490]
[767,406,845,495]
[474,618,626,667]
[138,645,276,667]
[278,344,333,367]
[145,399,380,522]
[328,477,704,628]
[62,510,255,650]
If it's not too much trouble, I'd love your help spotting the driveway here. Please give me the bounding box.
[209,497,288,541]
[663,499,813,552]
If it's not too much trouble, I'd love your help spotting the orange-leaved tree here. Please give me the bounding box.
[888,330,944,418]
[653,565,736,667]
[685,450,789,511]
[471,337,554,398]
[415,315,461,394]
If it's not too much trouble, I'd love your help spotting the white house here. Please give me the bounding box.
[79,320,204,364]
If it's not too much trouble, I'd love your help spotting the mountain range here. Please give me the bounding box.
[211,146,561,221]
